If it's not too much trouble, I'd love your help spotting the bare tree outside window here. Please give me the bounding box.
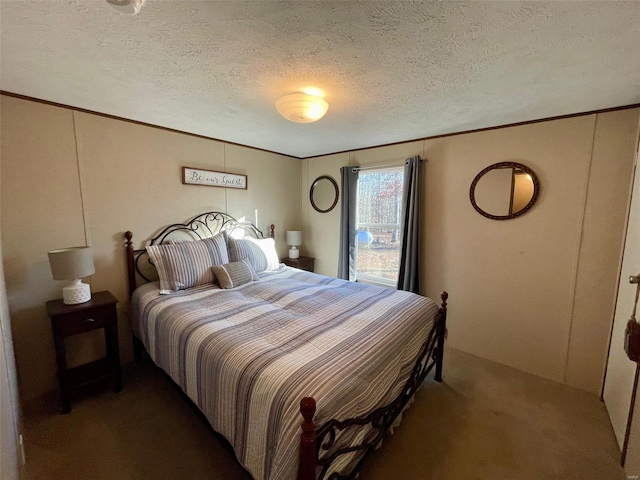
[356,167,404,284]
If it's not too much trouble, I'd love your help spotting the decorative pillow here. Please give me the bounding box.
[227,236,280,273]
[146,233,229,294]
[166,238,190,244]
[211,260,259,289]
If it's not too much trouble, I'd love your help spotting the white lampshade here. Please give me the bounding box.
[276,93,329,123]
[286,231,302,246]
[48,247,95,305]
[48,247,95,280]
[286,231,302,260]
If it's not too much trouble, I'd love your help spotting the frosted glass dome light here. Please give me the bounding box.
[276,92,329,123]
[106,0,147,15]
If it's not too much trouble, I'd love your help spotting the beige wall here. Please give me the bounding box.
[568,109,640,392]
[1,96,302,403]
[303,109,640,394]
[301,153,347,276]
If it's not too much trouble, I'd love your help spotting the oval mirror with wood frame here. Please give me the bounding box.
[310,175,339,213]
[470,162,540,220]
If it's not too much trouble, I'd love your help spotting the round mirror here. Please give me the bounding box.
[470,162,540,220]
[310,175,339,213]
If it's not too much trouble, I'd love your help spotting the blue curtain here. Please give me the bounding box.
[337,166,359,281]
[398,156,423,294]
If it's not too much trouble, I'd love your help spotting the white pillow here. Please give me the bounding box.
[227,236,280,273]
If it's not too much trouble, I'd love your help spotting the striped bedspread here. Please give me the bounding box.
[132,266,439,480]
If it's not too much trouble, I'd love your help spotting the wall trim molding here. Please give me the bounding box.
[307,104,640,159]
[0,91,299,160]
[2,90,639,160]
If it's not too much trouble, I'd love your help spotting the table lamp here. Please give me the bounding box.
[286,231,302,259]
[48,246,95,305]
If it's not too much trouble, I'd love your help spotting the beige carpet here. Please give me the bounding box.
[22,348,625,480]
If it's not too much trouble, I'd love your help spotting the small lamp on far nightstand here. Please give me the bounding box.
[286,231,302,259]
[48,246,95,305]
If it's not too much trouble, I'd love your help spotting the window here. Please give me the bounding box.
[356,167,404,286]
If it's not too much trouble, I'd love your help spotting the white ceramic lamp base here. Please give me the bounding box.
[289,246,300,259]
[63,279,91,305]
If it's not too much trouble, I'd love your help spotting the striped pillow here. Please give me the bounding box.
[227,237,279,273]
[146,233,229,294]
[211,259,259,289]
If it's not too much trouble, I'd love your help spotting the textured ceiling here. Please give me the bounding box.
[1,1,639,158]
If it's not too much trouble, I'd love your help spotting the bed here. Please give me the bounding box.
[125,212,447,480]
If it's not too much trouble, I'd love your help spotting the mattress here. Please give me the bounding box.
[131,266,439,480]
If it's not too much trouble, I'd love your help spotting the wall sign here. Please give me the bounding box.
[182,167,247,190]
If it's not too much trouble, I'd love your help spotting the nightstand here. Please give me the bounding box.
[46,291,121,414]
[281,256,315,272]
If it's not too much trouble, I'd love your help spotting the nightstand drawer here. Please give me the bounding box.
[281,256,315,272]
[55,305,113,336]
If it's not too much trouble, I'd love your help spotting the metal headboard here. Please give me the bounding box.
[124,211,275,296]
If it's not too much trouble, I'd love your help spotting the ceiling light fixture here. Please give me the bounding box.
[106,0,147,15]
[276,92,329,123]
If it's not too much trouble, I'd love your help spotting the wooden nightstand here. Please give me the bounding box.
[46,291,121,414]
[281,256,315,272]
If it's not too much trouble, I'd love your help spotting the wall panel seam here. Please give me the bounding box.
[563,114,598,384]
[303,159,308,257]
[224,143,228,213]
[72,111,91,249]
